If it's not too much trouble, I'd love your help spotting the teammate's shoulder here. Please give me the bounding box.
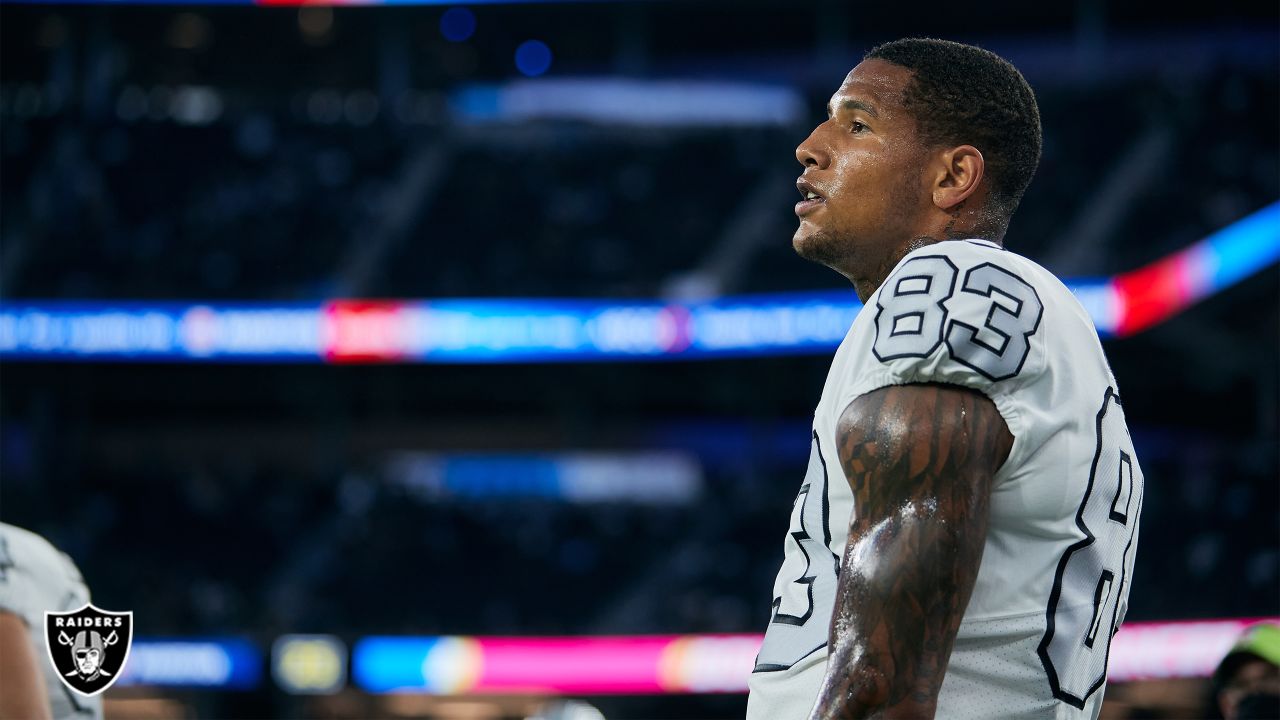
[0,521,52,548]
[0,522,68,570]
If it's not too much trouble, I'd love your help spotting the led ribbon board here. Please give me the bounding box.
[1,202,1275,363]
[94,618,1280,692]
[116,638,261,689]
[351,618,1280,695]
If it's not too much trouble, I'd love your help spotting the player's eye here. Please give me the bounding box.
[851,121,868,134]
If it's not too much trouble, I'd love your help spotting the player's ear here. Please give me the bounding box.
[930,144,985,211]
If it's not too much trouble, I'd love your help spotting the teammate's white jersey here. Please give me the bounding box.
[747,239,1143,720]
[0,522,102,720]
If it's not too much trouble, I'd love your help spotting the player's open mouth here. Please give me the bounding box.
[795,179,825,216]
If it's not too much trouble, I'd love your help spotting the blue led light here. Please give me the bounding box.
[439,7,476,42]
[1202,200,1280,292]
[515,39,552,77]
[353,637,437,692]
[117,638,262,689]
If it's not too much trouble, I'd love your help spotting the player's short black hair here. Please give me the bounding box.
[865,38,1042,233]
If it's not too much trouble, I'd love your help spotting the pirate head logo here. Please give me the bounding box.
[45,604,132,696]
[65,629,117,681]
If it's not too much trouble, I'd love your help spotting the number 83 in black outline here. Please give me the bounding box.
[872,255,1044,382]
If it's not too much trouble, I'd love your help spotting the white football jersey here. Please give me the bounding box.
[747,239,1143,720]
[0,523,103,720]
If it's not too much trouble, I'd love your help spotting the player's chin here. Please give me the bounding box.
[792,223,829,260]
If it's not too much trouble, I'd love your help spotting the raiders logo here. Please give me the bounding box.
[44,604,133,696]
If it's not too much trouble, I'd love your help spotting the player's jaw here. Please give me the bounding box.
[792,174,842,253]
[791,170,928,300]
[791,173,864,265]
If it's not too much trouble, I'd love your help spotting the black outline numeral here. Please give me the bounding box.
[770,481,819,627]
[1109,452,1134,524]
[872,256,958,362]
[1085,571,1115,649]
[1037,388,1143,709]
[754,432,840,673]
[889,311,925,338]
[945,263,1045,382]
[873,257,1042,381]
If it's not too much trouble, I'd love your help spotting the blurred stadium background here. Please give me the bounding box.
[1,0,1277,718]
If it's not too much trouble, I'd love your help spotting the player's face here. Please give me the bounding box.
[793,59,930,289]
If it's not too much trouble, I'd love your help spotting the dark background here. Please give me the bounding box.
[1,1,1277,717]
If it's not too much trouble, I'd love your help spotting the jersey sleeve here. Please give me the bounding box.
[0,529,31,622]
[841,244,1048,428]
[0,525,91,628]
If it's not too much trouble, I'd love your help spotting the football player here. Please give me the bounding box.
[747,38,1144,720]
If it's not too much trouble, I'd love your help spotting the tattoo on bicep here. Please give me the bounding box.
[810,384,1011,720]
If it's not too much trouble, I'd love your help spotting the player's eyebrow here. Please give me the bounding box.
[826,99,880,119]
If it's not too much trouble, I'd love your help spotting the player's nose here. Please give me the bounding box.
[795,127,829,169]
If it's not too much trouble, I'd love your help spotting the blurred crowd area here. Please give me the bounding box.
[1,2,1278,719]
[1,7,1277,301]
[2,417,1278,640]
[4,397,1277,640]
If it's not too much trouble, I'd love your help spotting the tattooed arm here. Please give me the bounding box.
[808,383,1013,720]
